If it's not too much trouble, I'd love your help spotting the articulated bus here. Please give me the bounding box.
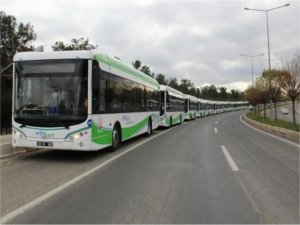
[184,94,198,120]
[12,50,160,151]
[159,85,185,127]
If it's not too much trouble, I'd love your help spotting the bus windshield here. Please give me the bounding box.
[14,59,88,127]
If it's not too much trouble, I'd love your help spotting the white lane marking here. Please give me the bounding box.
[240,115,299,148]
[214,127,218,134]
[221,145,239,172]
[233,172,261,214]
[0,127,175,223]
[215,121,218,125]
[0,142,12,146]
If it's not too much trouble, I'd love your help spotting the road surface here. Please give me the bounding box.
[267,102,300,123]
[1,111,299,224]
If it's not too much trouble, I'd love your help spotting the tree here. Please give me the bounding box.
[245,86,262,115]
[178,79,194,94]
[155,73,167,85]
[262,69,282,121]
[139,65,153,78]
[218,86,227,100]
[167,77,179,90]
[0,11,38,72]
[207,85,219,100]
[196,88,201,98]
[255,77,270,118]
[0,11,40,134]
[279,52,300,124]
[229,89,243,101]
[52,37,97,51]
[132,60,141,70]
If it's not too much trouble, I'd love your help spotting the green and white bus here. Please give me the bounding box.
[198,98,208,117]
[206,100,216,115]
[184,94,198,120]
[12,50,160,151]
[159,85,185,127]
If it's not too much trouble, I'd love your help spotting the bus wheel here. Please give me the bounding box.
[170,117,172,127]
[111,125,121,151]
[145,118,152,136]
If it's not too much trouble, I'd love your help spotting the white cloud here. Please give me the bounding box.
[2,0,299,91]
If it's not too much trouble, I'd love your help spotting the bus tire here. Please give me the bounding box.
[111,124,121,151]
[145,118,152,136]
[170,117,172,127]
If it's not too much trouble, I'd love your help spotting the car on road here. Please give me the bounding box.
[280,107,289,114]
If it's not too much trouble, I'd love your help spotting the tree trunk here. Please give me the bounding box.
[292,99,296,125]
[263,103,266,118]
[274,100,277,121]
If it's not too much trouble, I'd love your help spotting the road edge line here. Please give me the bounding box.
[240,114,299,148]
[0,127,175,223]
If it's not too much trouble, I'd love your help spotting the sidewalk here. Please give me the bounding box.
[0,135,12,158]
[0,135,32,158]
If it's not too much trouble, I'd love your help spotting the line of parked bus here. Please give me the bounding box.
[159,84,248,128]
[12,50,249,152]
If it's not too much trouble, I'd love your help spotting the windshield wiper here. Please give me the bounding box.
[46,118,70,129]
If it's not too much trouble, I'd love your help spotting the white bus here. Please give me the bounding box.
[12,50,160,151]
[184,94,198,120]
[198,98,208,117]
[159,85,185,127]
[206,100,216,115]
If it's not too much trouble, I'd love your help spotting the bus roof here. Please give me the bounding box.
[159,85,184,98]
[93,53,159,88]
[13,50,159,89]
[13,50,93,61]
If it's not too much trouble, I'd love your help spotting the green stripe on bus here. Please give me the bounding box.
[122,117,148,140]
[91,117,150,145]
[91,122,112,145]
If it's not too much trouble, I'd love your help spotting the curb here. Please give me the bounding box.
[0,135,37,159]
[243,114,300,142]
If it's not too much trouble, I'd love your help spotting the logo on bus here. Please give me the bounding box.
[122,115,133,124]
[35,130,55,139]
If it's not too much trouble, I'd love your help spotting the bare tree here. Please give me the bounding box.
[262,69,282,121]
[255,77,269,118]
[280,51,300,124]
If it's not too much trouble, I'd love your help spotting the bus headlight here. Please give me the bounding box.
[13,130,21,136]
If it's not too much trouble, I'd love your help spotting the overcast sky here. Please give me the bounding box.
[2,0,300,91]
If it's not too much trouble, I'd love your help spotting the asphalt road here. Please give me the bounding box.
[267,102,300,123]
[1,111,299,224]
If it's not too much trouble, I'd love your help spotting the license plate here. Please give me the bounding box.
[37,141,53,147]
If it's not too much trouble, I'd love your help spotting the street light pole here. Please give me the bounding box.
[266,11,271,70]
[244,3,290,71]
[241,53,264,86]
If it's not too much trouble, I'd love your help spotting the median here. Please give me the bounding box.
[244,112,300,142]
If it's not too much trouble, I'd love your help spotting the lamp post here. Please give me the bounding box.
[244,3,290,71]
[241,53,264,86]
